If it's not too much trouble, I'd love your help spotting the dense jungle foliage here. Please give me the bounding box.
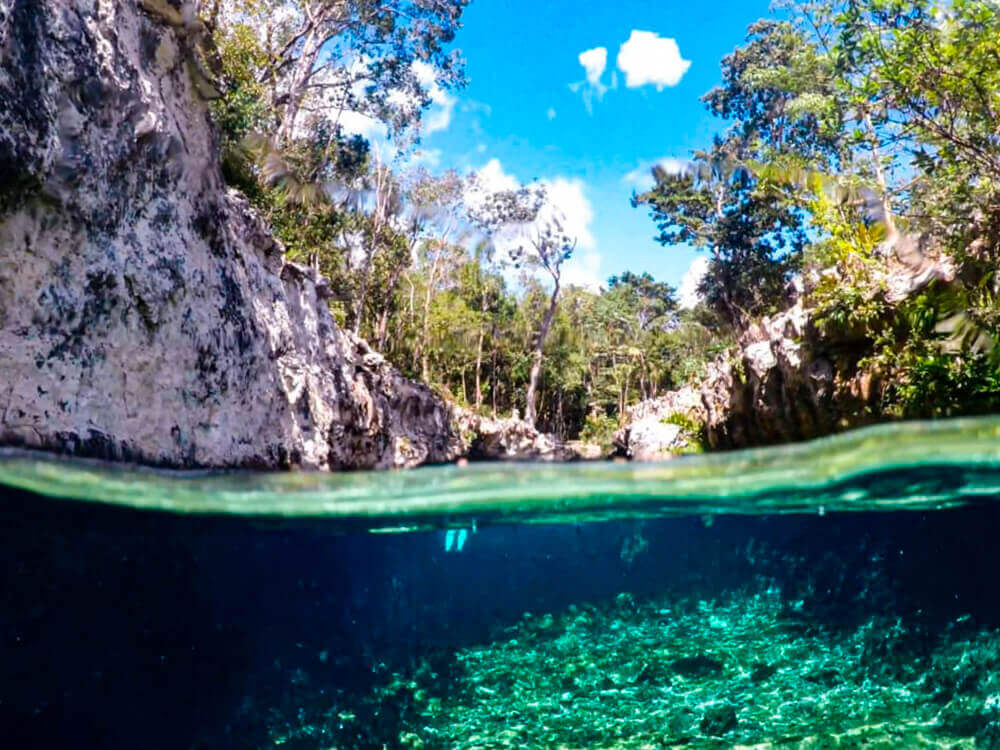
[204,0,1000,439]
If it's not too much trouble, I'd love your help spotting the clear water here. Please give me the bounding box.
[4,416,1000,748]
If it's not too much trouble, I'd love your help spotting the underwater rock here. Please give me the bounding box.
[671,654,724,679]
[935,697,996,738]
[699,703,738,736]
[0,0,463,469]
[804,667,841,688]
[749,661,778,683]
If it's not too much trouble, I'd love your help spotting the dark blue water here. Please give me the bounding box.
[4,482,1000,748]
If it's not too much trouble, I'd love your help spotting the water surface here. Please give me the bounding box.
[3,415,1000,526]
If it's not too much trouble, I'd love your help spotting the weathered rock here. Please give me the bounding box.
[698,298,858,449]
[619,240,956,459]
[614,386,705,460]
[699,703,738,736]
[0,0,462,469]
[672,655,724,679]
[618,419,682,462]
[564,439,609,460]
[881,231,956,303]
[456,411,586,461]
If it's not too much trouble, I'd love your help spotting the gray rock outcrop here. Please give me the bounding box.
[455,410,586,461]
[0,0,462,469]
[614,386,704,461]
[618,236,957,460]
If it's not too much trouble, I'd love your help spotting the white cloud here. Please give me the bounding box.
[407,148,442,168]
[305,58,386,141]
[412,60,457,136]
[542,177,595,251]
[570,45,616,114]
[296,55,459,149]
[381,60,456,138]
[616,30,691,90]
[471,158,520,196]
[678,256,709,309]
[460,100,493,117]
[547,107,557,120]
[622,156,688,192]
[336,110,385,140]
[412,60,438,88]
[466,160,601,290]
[423,104,454,135]
[578,46,608,86]
[562,249,603,290]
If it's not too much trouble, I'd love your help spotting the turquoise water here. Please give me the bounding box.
[4,416,1000,748]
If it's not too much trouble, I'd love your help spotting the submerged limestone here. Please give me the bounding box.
[259,586,1000,749]
[0,0,461,469]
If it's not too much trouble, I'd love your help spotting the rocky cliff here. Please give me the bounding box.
[617,241,957,461]
[0,0,463,469]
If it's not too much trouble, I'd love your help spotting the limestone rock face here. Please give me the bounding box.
[0,0,462,469]
[455,411,583,461]
[620,420,682,462]
[693,239,955,451]
[614,386,705,461]
[695,300,854,449]
[618,229,960,460]
[619,247,954,460]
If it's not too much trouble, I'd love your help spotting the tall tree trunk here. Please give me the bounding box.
[862,110,897,239]
[353,163,392,337]
[375,306,391,351]
[406,274,416,320]
[416,246,443,381]
[525,280,559,426]
[473,326,485,410]
[491,347,498,417]
[352,246,375,336]
[473,295,487,410]
[376,262,405,351]
[275,25,323,144]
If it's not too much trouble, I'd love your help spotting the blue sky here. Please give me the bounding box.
[406,0,773,293]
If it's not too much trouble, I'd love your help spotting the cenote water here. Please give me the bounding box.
[6,416,1000,749]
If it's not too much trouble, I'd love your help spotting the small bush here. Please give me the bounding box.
[579,412,619,451]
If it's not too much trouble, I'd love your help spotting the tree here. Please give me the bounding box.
[456,242,506,411]
[404,170,469,380]
[208,0,468,145]
[351,154,404,335]
[602,272,678,403]
[836,0,1000,253]
[634,140,808,328]
[471,185,576,425]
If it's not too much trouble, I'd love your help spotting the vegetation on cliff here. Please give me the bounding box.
[205,0,1000,444]
[636,0,1000,423]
